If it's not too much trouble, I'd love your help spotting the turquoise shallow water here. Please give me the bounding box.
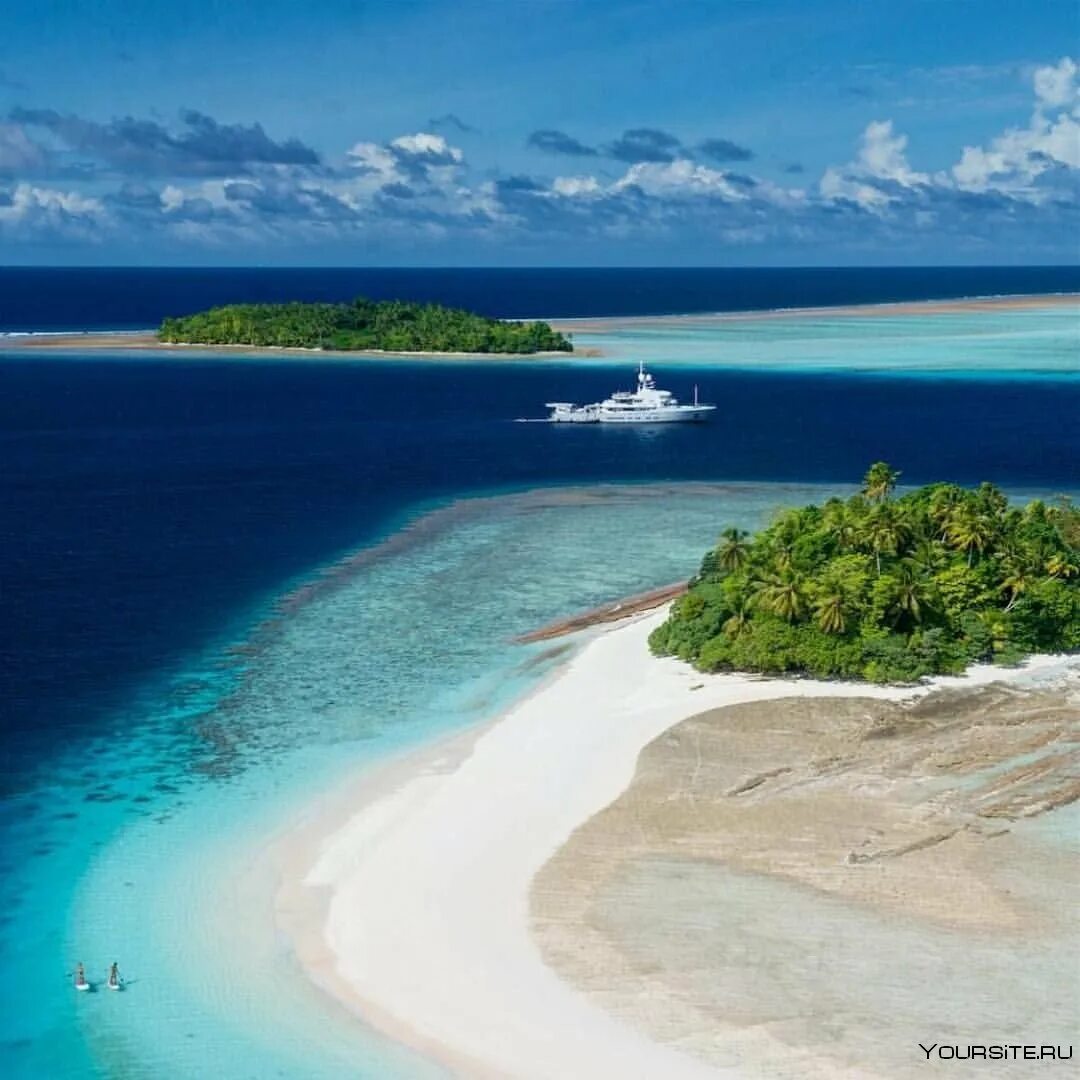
[3,299,1077,1079]
[4,481,858,1079]
[576,305,1080,378]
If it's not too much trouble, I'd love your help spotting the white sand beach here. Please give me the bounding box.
[284,609,1077,1078]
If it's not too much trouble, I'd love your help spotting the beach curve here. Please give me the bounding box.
[283,608,1074,1078]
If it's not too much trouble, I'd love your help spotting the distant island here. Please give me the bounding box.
[650,464,1079,683]
[159,297,573,354]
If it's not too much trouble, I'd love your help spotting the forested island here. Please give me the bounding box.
[650,464,1080,683]
[158,297,572,354]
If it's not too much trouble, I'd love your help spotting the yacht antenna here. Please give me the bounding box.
[694,384,699,405]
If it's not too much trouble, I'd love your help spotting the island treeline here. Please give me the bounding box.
[650,464,1079,683]
[159,298,573,354]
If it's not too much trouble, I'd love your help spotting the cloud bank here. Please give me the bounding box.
[2,59,1077,260]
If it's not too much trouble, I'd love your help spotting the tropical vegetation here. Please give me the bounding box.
[649,464,1080,683]
[159,297,573,354]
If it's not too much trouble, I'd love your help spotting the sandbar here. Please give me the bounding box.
[279,607,1077,1077]
[548,291,1080,333]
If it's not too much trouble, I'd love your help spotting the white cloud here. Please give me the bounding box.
[613,158,746,198]
[160,184,187,212]
[819,58,1079,212]
[1,183,102,218]
[952,57,1080,192]
[856,120,927,185]
[389,132,463,163]
[1033,56,1078,109]
[818,119,928,212]
[346,140,398,176]
[3,58,1077,257]
[819,166,889,210]
[548,158,751,204]
[0,182,105,242]
[552,175,601,197]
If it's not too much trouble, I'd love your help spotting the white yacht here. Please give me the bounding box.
[545,363,715,424]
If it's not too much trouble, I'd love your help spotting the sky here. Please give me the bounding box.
[0,0,1077,265]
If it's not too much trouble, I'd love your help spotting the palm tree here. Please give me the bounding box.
[904,541,945,577]
[862,462,900,503]
[891,572,928,627]
[814,590,847,634]
[771,543,795,572]
[765,513,803,571]
[1045,553,1079,580]
[1000,561,1032,612]
[861,505,908,574]
[946,505,996,566]
[975,482,1009,520]
[929,485,965,540]
[716,527,751,573]
[756,572,807,622]
[1048,496,1080,549]
[822,499,858,551]
[723,601,753,639]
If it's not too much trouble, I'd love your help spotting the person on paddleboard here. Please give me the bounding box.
[75,962,87,989]
[108,962,120,989]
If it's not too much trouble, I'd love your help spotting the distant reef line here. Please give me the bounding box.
[545,291,1080,332]
[2,290,1075,355]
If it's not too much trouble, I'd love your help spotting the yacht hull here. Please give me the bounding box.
[596,407,714,424]
[548,406,715,423]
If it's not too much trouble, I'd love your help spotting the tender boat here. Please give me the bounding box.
[545,363,715,424]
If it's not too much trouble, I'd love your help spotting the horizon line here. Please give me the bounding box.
[2,264,1079,272]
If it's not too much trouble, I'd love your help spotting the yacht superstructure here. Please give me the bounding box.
[545,363,715,424]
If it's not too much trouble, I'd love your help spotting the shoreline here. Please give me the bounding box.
[275,606,1076,1078]
[0,330,593,359]
[513,580,687,643]
[2,291,1076,357]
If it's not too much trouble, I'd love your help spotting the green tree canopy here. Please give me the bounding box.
[650,466,1079,683]
[160,297,573,355]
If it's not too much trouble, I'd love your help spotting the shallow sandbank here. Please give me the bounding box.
[5,292,1074,357]
[281,605,1075,1078]
[548,291,1080,333]
[534,670,1079,1077]
[514,580,687,643]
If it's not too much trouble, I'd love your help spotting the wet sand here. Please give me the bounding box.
[514,581,687,643]
[533,677,1080,1077]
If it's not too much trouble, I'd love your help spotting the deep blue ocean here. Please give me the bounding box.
[4,351,1079,781]
[1,265,1079,329]
[2,265,1079,782]
[0,267,1078,1078]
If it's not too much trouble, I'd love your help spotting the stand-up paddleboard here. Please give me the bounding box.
[74,965,90,992]
[107,979,122,991]
[75,979,91,992]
